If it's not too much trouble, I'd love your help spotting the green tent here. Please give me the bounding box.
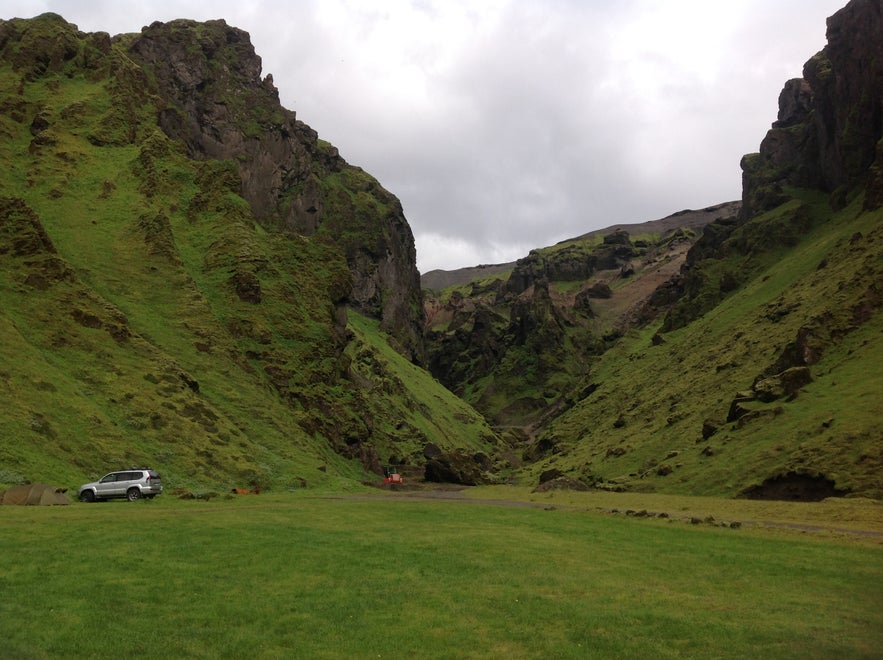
[0,483,71,505]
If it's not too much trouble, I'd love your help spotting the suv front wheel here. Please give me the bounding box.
[126,488,141,502]
[80,490,96,503]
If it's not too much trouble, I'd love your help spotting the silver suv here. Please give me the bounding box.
[78,468,163,502]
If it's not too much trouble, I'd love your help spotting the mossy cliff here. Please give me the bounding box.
[0,13,492,492]
[128,18,425,363]
[740,0,883,218]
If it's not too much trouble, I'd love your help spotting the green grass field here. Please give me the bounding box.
[2,491,881,658]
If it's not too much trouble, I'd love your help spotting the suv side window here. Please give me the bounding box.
[100,473,117,483]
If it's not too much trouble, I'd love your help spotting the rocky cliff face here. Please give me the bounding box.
[503,230,637,297]
[127,19,424,362]
[741,0,883,217]
[660,0,882,332]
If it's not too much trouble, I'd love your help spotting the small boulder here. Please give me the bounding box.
[726,391,756,422]
[539,468,564,484]
[701,419,719,440]
[753,376,785,403]
[584,282,612,299]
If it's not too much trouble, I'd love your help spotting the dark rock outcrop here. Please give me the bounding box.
[752,366,813,403]
[740,472,849,501]
[424,450,491,485]
[656,0,883,333]
[742,0,883,217]
[503,231,637,297]
[773,78,814,129]
[127,19,425,362]
[425,302,507,393]
[725,365,811,423]
[508,279,564,344]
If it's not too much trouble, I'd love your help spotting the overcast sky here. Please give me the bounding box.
[4,1,847,272]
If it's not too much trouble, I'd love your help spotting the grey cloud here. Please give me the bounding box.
[2,0,848,271]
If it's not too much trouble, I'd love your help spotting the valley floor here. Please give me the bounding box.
[350,485,883,544]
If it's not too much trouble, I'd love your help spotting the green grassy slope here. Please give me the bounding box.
[0,15,496,493]
[346,312,498,464]
[530,190,882,497]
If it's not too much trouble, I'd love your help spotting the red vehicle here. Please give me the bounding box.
[383,466,402,485]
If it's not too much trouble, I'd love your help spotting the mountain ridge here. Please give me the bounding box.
[420,201,741,290]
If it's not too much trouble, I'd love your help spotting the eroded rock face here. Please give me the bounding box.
[742,0,883,217]
[508,279,565,344]
[423,450,492,485]
[130,20,312,226]
[773,78,813,129]
[128,19,425,362]
[426,302,507,393]
[503,231,637,297]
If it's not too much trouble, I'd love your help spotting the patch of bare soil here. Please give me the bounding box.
[584,228,700,333]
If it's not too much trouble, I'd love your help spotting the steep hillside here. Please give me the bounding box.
[128,19,425,364]
[530,191,882,498]
[424,0,882,498]
[0,14,496,492]
[517,0,883,498]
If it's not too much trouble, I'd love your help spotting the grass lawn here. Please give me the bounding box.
[1,491,881,658]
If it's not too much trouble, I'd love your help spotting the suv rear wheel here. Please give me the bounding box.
[126,488,141,502]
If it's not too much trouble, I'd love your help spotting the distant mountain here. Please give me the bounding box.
[422,262,516,292]
[420,202,740,291]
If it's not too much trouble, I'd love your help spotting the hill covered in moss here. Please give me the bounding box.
[422,0,883,499]
[0,13,497,493]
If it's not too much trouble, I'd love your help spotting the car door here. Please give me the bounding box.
[118,471,139,495]
[95,472,121,498]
